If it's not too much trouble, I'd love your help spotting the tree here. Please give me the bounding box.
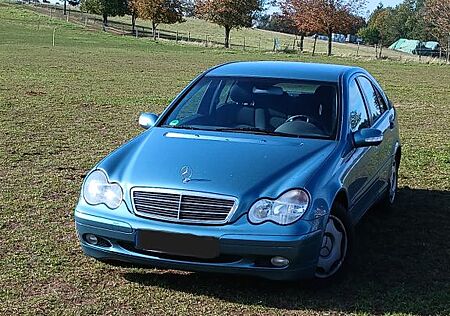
[80,0,128,28]
[371,9,392,57]
[425,0,450,51]
[257,13,297,34]
[196,0,263,48]
[182,0,196,17]
[134,0,184,40]
[358,25,380,45]
[279,1,309,50]
[280,0,366,56]
[128,0,139,35]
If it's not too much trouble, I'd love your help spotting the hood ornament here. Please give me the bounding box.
[180,166,193,183]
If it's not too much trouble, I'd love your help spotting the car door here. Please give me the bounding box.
[343,77,380,223]
[357,76,395,195]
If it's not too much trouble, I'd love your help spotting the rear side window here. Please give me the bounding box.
[357,77,388,123]
[348,79,370,132]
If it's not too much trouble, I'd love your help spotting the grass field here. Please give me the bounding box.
[25,2,428,62]
[1,3,450,315]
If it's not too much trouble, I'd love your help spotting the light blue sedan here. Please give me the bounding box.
[75,61,401,282]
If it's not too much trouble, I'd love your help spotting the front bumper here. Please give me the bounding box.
[75,207,324,281]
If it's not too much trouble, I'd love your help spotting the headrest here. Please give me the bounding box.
[230,82,254,104]
[314,86,336,105]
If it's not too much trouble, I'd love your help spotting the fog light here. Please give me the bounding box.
[270,256,289,267]
[85,234,98,245]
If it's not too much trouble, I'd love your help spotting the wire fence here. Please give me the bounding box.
[16,2,450,64]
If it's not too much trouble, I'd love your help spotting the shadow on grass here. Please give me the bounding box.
[122,188,450,315]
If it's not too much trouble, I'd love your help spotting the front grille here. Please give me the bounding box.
[131,189,237,224]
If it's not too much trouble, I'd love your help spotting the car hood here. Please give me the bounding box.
[99,128,337,216]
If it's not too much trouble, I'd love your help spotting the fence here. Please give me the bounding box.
[19,2,450,63]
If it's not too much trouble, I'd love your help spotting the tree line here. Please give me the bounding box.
[79,0,450,56]
[358,0,450,56]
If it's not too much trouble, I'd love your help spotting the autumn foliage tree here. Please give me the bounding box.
[425,0,450,52]
[281,0,366,56]
[196,0,263,48]
[133,0,184,40]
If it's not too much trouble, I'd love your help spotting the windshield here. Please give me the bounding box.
[160,77,339,139]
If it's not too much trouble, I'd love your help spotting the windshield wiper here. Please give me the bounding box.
[161,125,205,131]
[215,127,299,138]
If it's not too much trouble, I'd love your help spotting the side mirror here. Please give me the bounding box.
[353,128,383,148]
[138,113,158,129]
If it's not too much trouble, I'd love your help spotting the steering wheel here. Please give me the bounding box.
[286,114,315,124]
[285,114,326,132]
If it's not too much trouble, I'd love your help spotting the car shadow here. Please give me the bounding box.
[122,188,450,315]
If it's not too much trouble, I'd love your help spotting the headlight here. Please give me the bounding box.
[248,189,310,225]
[83,170,123,209]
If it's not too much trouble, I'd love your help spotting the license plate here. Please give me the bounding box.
[136,230,220,259]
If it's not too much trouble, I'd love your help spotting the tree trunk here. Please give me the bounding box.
[63,0,67,15]
[299,33,304,52]
[312,35,318,56]
[224,26,231,48]
[379,40,383,59]
[131,12,136,35]
[102,13,108,30]
[152,22,157,40]
[327,28,333,56]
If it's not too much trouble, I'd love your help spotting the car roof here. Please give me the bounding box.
[205,61,362,83]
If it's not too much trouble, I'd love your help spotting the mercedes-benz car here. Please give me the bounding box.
[75,61,401,281]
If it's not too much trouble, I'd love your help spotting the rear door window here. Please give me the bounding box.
[348,78,370,132]
[357,76,387,123]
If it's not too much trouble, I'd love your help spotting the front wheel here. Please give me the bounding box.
[313,203,354,283]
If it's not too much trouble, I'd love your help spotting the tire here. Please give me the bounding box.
[378,157,399,212]
[312,202,354,286]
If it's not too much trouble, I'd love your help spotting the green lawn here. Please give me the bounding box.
[28,2,422,61]
[0,4,449,315]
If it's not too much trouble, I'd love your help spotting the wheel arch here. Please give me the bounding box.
[332,188,349,211]
[395,144,401,166]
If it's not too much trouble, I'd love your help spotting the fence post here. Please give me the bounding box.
[356,43,360,57]
[447,33,450,63]
[52,27,56,47]
[136,28,138,38]
[243,37,246,51]
[188,32,190,42]
[84,17,87,27]
[176,30,179,43]
[205,35,208,47]
[66,9,69,22]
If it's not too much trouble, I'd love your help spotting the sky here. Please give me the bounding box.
[268,0,405,17]
[365,0,404,14]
